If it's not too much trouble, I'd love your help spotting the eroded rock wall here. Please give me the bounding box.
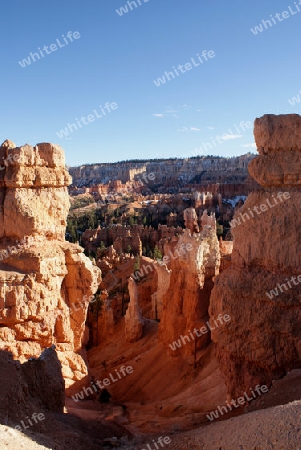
[0,141,101,389]
[209,114,301,398]
[159,224,220,357]
[0,346,64,427]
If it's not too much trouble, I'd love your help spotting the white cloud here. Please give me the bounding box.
[153,114,164,118]
[207,126,214,130]
[242,143,256,148]
[178,126,200,132]
[221,134,243,141]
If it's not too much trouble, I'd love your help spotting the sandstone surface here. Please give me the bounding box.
[0,346,64,423]
[210,114,301,398]
[183,207,199,233]
[254,113,301,154]
[159,218,220,357]
[125,277,145,342]
[151,261,171,319]
[69,154,254,188]
[0,141,101,389]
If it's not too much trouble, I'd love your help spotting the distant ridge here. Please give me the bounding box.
[69,153,255,188]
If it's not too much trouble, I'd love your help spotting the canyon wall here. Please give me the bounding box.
[209,114,301,398]
[0,141,101,389]
[82,223,183,255]
[0,346,64,427]
[69,154,255,187]
[159,217,220,357]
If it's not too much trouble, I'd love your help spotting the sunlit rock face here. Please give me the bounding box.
[0,141,101,389]
[125,277,145,342]
[210,114,301,398]
[159,222,220,357]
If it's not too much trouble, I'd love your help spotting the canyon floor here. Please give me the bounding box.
[1,388,301,449]
[4,320,299,450]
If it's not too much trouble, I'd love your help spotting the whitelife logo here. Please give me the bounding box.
[206,384,268,421]
[230,192,290,228]
[18,31,81,68]
[169,314,231,351]
[14,412,45,431]
[56,102,118,139]
[141,436,172,450]
[71,365,133,402]
[288,89,301,106]
[250,1,301,35]
[266,274,301,300]
[116,0,150,16]
[132,243,193,281]
[153,50,215,87]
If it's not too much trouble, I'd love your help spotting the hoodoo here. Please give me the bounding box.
[0,141,101,390]
[209,114,301,398]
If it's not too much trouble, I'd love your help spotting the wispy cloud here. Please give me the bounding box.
[153,114,164,118]
[220,134,243,140]
[207,126,214,130]
[178,126,201,132]
[242,143,256,148]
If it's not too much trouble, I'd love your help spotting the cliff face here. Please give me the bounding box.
[0,141,101,389]
[125,277,145,342]
[0,346,64,427]
[209,114,301,398]
[159,220,220,356]
[69,154,255,187]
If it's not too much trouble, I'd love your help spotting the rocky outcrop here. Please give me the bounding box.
[209,114,301,398]
[69,154,255,188]
[184,207,199,233]
[159,221,220,356]
[249,114,301,187]
[125,277,144,342]
[96,290,114,343]
[200,209,216,231]
[82,223,183,256]
[219,237,233,272]
[254,114,301,153]
[151,262,171,319]
[0,346,64,427]
[0,141,101,389]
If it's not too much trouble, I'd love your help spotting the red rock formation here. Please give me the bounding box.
[82,223,183,256]
[200,209,216,231]
[209,114,301,398]
[0,141,101,389]
[159,224,220,356]
[69,154,255,189]
[0,345,64,427]
[219,237,233,272]
[151,262,171,320]
[96,290,114,344]
[183,207,199,233]
[125,277,145,342]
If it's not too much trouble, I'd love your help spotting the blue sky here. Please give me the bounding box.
[1,0,300,166]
